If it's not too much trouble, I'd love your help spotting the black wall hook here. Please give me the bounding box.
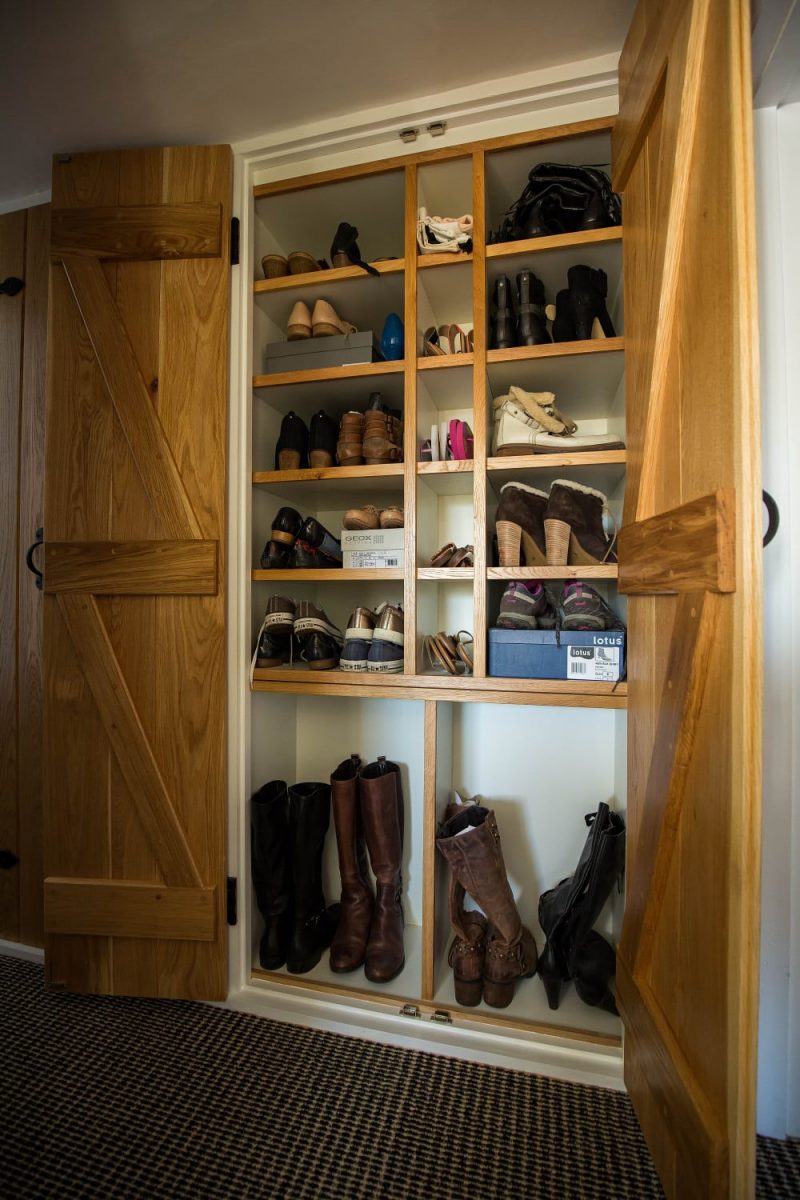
[1,276,24,297]
[763,491,780,548]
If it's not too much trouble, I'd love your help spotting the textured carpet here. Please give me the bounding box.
[1,956,797,1199]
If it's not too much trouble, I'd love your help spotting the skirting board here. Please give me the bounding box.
[0,939,45,965]
[220,981,626,1092]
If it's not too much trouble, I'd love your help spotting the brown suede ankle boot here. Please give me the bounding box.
[360,756,404,982]
[494,482,548,567]
[330,754,374,972]
[337,411,364,466]
[544,479,617,565]
[437,805,537,1009]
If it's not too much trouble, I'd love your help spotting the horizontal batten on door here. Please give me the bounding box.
[44,540,218,594]
[51,202,222,260]
[618,490,735,594]
[44,879,217,940]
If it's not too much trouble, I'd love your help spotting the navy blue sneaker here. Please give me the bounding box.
[340,607,376,672]
[367,604,404,673]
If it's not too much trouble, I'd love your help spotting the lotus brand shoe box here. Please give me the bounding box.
[488,629,625,681]
[264,332,382,374]
[341,528,404,569]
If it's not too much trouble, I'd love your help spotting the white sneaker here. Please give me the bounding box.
[492,386,624,456]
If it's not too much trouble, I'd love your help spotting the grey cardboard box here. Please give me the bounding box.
[340,529,405,552]
[265,331,382,374]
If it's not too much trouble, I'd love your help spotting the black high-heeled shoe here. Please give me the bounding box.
[330,222,379,276]
[491,275,516,349]
[516,270,551,346]
[566,264,616,340]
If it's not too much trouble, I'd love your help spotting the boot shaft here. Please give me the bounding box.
[251,780,290,915]
[436,806,522,947]
[287,782,331,916]
[331,754,371,889]
[359,757,403,884]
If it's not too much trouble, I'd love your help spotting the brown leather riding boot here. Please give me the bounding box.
[437,805,537,1009]
[360,756,404,982]
[494,482,548,567]
[362,412,403,464]
[329,754,374,972]
[543,478,617,565]
[437,796,487,1006]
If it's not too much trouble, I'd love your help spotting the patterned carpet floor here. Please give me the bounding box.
[1,955,797,1199]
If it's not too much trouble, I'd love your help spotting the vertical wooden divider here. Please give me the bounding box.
[471,151,488,677]
[421,698,438,999]
[403,164,418,675]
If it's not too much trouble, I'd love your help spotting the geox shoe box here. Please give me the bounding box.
[488,629,625,681]
[341,530,404,570]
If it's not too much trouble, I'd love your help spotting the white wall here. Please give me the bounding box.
[754,101,800,1140]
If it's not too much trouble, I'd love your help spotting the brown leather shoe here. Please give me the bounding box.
[362,411,403,464]
[437,805,537,1008]
[343,504,380,530]
[330,755,374,972]
[337,411,364,466]
[494,482,548,567]
[359,756,404,982]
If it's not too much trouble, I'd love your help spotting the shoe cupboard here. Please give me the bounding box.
[38,2,762,1197]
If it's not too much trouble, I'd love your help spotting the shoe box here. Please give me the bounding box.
[264,331,383,374]
[488,628,625,681]
[341,528,404,569]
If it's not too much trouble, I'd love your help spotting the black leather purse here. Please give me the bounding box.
[489,163,622,243]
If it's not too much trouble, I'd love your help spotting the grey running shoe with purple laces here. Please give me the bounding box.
[560,581,625,631]
[496,581,557,630]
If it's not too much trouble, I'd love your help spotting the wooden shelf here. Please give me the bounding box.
[253,464,404,485]
[487,451,626,473]
[417,567,475,580]
[488,566,618,580]
[417,460,474,476]
[418,353,474,371]
[254,260,403,294]
[417,252,474,269]
[487,337,624,366]
[253,361,405,389]
[486,227,623,260]
[251,667,627,708]
[252,568,404,582]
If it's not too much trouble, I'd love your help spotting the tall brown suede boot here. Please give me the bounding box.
[437,796,488,1006]
[494,482,548,567]
[437,805,537,1008]
[330,754,374,972]
[544,478,617,565]
[360,756,405,982]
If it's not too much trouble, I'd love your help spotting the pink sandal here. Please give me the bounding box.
[449,419,474,461]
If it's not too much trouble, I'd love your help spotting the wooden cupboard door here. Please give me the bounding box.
[43,147,231,1000]
[614,1,761,1196]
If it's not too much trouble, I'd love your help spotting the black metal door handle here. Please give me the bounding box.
[1,276,24,297]
[25,527,43,589]
[763,491,779,548]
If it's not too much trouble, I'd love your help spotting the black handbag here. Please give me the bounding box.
[489,163,622,243]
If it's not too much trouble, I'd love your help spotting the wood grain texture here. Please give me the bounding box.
[253,360,403,389]
[44,540,218,594]
[253,464,403,485]
[417,353,474,371]
[421,701,438,999]
[61,254,202,539]
[472,149,488,678]
[417,251,473,269]
[403,164,419,675]
[615,0,762,1194]
[487,566,618,580]
[57,593,202,888]
[417,459,474,476]
[16,204,50,948]
[252,568,404,582]
[487,451,627,473]
[618,490,735,594]
[0,209,25,942]
[486,227,623,260]
[487,337,625,365]
[51,202,222,261]
[254,259,403,292]
[44,879,217,940]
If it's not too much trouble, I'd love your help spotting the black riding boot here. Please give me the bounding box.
[286,783,339,973]
[491,275,516,349]
[516,270,551,346]
[251,781,292,970]
[537,802,625,1011]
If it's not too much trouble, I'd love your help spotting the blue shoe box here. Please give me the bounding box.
[488,628,625,681]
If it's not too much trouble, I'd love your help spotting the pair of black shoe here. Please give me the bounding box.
[261,506,342,570]
[275,410,337,471]
[490,264,616,350]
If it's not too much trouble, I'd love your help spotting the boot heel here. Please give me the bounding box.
[496,520,522,566]
[520,530,548,566]
[544,518,571,565]
[454,976,483,1007]
[332,252,350,269]
[540,970,564,1010]
[482,979,514,1009]
[278,450,302,471]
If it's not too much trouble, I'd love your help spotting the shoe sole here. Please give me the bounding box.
[307,658,340,671]
[339,660,368,671]
[367,661,403,673]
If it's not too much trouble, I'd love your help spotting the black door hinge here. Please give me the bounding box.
[226,876,238,925]
[0,849,20,869]
[230,217,240,266]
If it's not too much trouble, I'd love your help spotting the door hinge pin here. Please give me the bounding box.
[226,876,238,925]
[399,1004,421,1019]
[230,217,240,266]
[430,1009,453,1024]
